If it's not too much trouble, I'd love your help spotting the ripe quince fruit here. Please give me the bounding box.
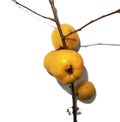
[51,24,80,50]
[76,81,95,100]
[50,49,84,84]
[43,50,57,73]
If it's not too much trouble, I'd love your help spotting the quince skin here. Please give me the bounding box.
[51,24,80,51]
[76,81,95,100]
[43,50,57,73]
[50,49,84,84]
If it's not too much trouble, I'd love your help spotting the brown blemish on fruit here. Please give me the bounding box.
[65,65,73,75]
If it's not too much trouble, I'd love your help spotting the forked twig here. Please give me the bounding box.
[12,0,78,121]
[12,0,67,48]
[12,0,120,39]
[12,0,120,122]
[12,0,120,48]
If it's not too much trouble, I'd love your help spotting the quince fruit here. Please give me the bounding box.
[51,24,80,50]
[43,50,57,73]
[50,49,84,84]
[76,81,95,100]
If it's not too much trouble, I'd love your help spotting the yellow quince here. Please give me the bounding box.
[50,49,84,84]
[51,24,80,51]
[76,81,95,100]
[43,50,57,73]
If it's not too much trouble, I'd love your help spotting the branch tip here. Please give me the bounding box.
[12,0,55,22]
[117,9,120,13]
[65,8,120,37]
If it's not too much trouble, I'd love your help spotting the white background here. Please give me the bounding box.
[0,0,120,122]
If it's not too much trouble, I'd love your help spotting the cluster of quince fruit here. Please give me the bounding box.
[43,23,95,101]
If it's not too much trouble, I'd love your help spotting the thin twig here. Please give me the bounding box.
[49,0,67,48]
[12,0,55,21]
[81,43,120,47]
[65,9,120,38]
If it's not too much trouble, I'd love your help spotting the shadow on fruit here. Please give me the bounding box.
[77,88,97,104]
[57,66,88,95]
[74,40,80,52]
[57,66,96,104]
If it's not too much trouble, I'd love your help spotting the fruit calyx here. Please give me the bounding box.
[65,65,73,75]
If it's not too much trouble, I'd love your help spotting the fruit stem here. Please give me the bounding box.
[71,83,77,122]
[49,0,67,49]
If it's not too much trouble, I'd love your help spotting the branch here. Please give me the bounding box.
[65,9,120,38]
[49,1,78,121]
[71,83,77,122]
[49,0,67,48]
[12,0,55,22]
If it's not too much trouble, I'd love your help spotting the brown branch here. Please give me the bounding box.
[12,0,55,22]
[65,9,120,38]
[71,83,77,122]
[49,0,67,48]
[49,1,78,121]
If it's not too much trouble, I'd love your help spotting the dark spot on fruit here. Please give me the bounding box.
[65,65,73,75]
